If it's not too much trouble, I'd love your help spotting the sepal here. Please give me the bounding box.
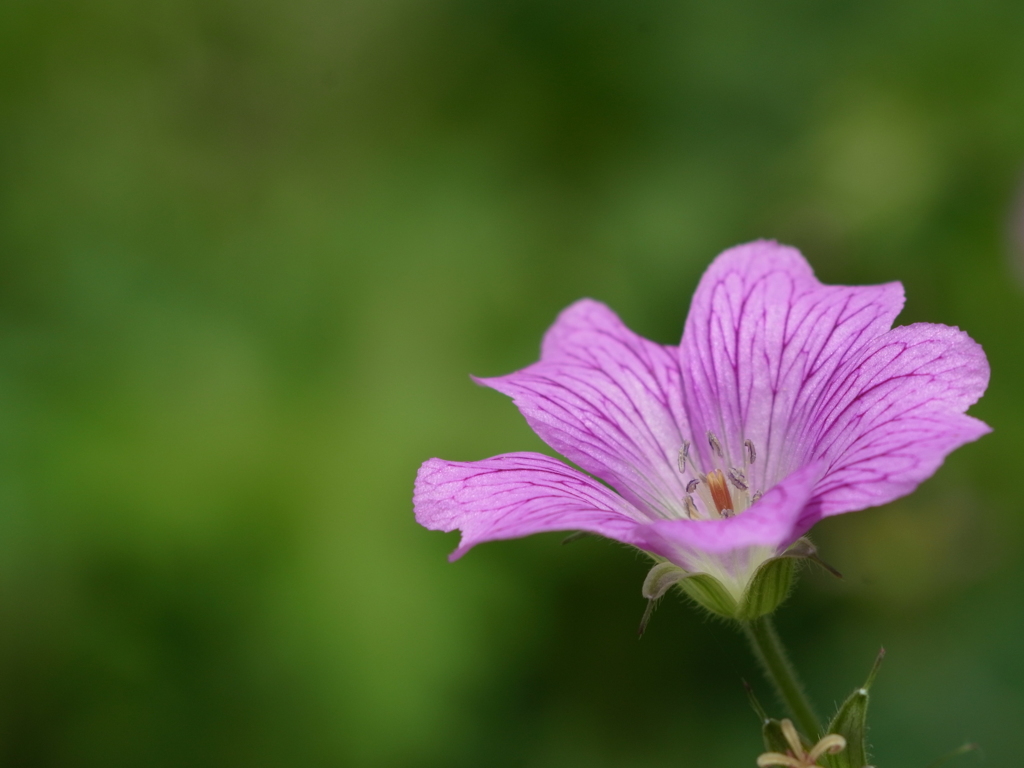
[639,553,798,624]
[638,562,688,635]
[678,572,741,618]
[746,682,813,756]
[785,537,843,579]
[822,648,884,768]
[638,540,832,625]
[638,562,739,629]
[762,716,798,756]
[641,561,688,600]
[738,556,796,620]
[661,557,794,620]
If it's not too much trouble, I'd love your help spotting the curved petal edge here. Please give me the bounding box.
[413,452,648,561]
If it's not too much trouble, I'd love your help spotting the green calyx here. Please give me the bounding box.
[674,555,796,620]
[641,542,823,625]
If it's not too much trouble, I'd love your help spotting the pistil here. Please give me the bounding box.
[706,469,734,513]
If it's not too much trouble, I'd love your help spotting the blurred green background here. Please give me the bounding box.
[0,0,1021,765]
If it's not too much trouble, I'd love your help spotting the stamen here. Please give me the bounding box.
[677,441,690,473]
[744,439,756,464]
[684,495,699,519]
[686,478,700,494]
[720,508,734,518]
[707,431,724,458]
[705,469,733,513]
[728,467,748,491]
[752,490,763,503]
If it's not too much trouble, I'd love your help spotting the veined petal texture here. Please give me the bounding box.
[806,322,991,517]
[680,240,906,492]
[414,452,648,561]
[414,239,990,587]
[636,461,822,589]
[477,300,691,520]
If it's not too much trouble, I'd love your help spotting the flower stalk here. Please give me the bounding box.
[742,615,821,741]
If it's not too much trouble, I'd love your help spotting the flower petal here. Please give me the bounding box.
[477,299,691,519]
[636,461,824,575]
[414,452,648,561]
[806,322,991,517]
[680,240,905,492]
[806,734,847,763]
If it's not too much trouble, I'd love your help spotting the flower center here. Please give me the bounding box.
[705,469,734,515]
[676,432,763,521]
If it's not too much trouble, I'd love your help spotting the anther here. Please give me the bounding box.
[677,441,690,473]
[751,490,763,503]
[707,431,724,458]
[686,478,700,494]
[720,508,734,519]
[744,439,756,464]
[727,467,748,491]
[684,495,699,519]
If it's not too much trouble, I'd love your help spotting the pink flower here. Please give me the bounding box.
[414,242,990,598]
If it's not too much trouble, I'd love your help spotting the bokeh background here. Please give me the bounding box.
[0,1,1022,765]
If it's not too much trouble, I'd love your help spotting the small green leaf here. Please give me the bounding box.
[738,556,796,620]
[825,648,885,768]
[677,572,739,618]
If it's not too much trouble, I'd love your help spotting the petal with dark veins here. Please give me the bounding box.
[680,240,906,491]
[805,322,990,518]
[637,461,823,574]
[414,452,648,561]
[477,300,691,520]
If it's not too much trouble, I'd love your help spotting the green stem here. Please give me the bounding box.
[742,615,821,739]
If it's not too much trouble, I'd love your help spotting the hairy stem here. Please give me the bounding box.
[742,615,821,739]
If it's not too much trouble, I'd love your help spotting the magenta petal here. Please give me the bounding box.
[413,452,648,561]
[807,322,991,517]
[637,460,823,565]
[477,300,690,519]
[415,239,992,594]
[680,240,906,491]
